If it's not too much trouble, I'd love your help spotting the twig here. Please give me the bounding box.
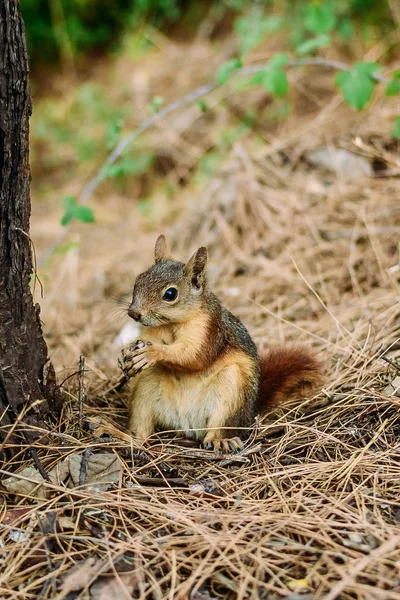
[57,368,82,390]
[79,446,92,487]
[286,57,390,83]
[380,355,400,372]
[131,475,187,487]
[38,579,53,600]
[78,355,86,428]
[37,515,57,598]
[38,58,391,264]
[173,449,250,464]
[29,446,51,482]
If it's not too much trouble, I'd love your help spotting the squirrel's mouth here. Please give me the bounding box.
[140,313,170,327]
[139,315,159,327]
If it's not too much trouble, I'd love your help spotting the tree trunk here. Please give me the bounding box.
[0,0,59,448]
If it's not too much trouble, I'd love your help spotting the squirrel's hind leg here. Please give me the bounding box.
[127,372,159,442]
[202,363,257,453]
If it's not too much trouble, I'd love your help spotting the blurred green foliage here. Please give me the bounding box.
[21,0,183,64]
[31,81,154,202]
[24,0,398,230]
[61,196,95,225]
[22,0,395,66]
[32,83,125,168]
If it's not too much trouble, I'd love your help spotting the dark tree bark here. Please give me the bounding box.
[0,0,59,448]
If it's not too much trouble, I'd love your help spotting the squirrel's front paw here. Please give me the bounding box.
[118,340,153,379]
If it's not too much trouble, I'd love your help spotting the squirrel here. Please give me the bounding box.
[118,235,323,453]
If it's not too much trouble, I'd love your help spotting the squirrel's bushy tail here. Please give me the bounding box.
[257,345,323,414]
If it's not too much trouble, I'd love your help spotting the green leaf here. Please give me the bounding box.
[60,212,74,227]
[250,69,268,86]
[196,99,208,112]
[60,195,95,226]
[216,58,242,85]
[386,80,400,97]
[63,196,76,211]
[352,62,380,76]
[250,55,289,98]
[335,62,380,111]
[61,196,76,226]
[268,53,289,69]
[386,72,400,97]
[74,206,95,224]
[263,68,288,98]
[296,34,331,56]
[392,117,400,139]
[304,4,336,34]
[149,95,164,113]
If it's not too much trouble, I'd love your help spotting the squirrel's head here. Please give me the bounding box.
[127,235,208,327]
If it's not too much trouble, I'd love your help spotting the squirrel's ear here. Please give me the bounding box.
[154,234,171,263]
[184,246,208,293]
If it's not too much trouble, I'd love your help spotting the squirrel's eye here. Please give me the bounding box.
[163,287,178,302]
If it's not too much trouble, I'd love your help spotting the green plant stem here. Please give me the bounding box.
[38,57,390,265]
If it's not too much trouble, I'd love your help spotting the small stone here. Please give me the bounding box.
[305,148,372,180]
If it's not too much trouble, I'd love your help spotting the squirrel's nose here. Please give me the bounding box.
[128,307,141,322]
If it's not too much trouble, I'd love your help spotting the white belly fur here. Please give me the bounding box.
[151,365,229,437]
[130,346,252,440]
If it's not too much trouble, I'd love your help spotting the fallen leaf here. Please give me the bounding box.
[2,507,32,525]
[348,532,363,544]
[189,483,206,496]
[343,531,371,551]
[38,510,58,534]
[2,460,69,499]
[383,376,400,397]
[189,479,224,497]
[60,557,106,594]
[58,516,78,531]
[9,529,28,542]
[69,453,122,491]
[90,573,139,599]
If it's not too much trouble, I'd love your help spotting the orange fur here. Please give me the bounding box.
[148,310,213,372]
[257,345,323,412]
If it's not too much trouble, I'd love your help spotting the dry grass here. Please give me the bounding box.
[1,31,400,599]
